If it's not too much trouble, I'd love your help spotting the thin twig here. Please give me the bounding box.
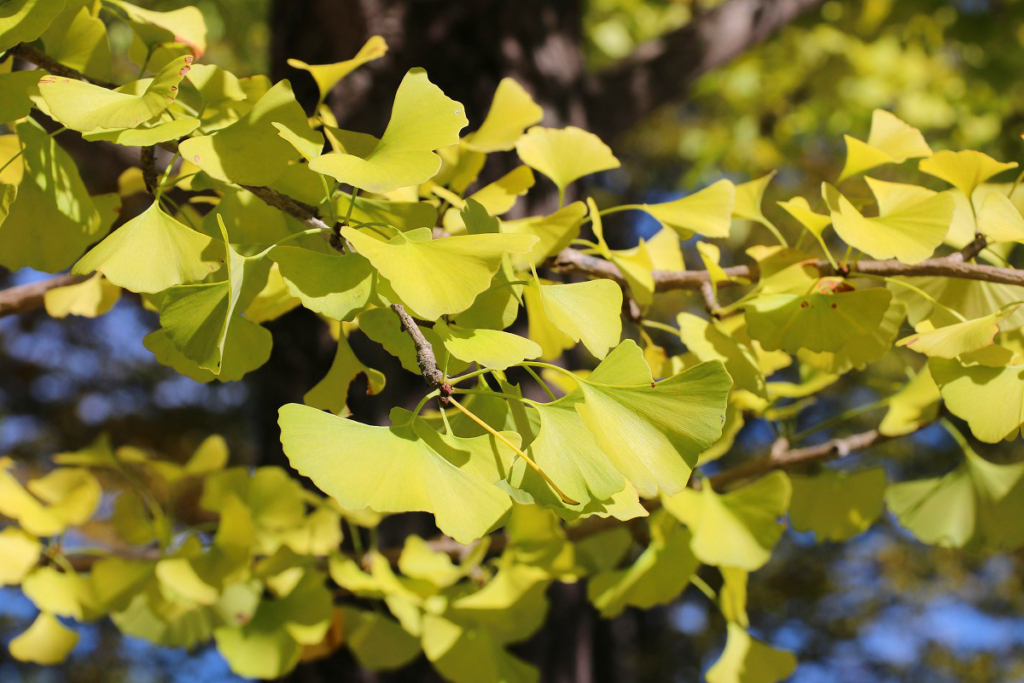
[391,303,448,395]
[11,43,117,89]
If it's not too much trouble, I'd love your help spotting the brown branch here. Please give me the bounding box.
[140,146,159,194]
[0,274,89,318]
[11,44,117,89]
[553,247,1024,291]
[390,303,448,394]
[584,0,826,140]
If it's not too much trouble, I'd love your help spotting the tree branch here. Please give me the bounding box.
[584,0,826,140]
[11,43,117,89]
[390,303,447,392]
[0,274,89,319]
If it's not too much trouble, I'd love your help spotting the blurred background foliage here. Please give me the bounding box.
[3,0,1024,681]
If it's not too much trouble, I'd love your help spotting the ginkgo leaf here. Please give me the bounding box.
[41,6,111,82]
[304,333,385,414]
[789,468,886,541]
[0,463,101,537]
[0,0,66,53]
[270,246,374,321]
[515,126,619,193]
[879,367,941,437]
[74,201,220,294]
[421,613,539,683]
[733,170,787,244]
[158,221,272,378]
[501,201,587,270]
[0,69,43,123]
[587,510,698,617]
[287,36,387,102]
[442,166,536,233]
[930,358,1024,443]
[0,527,41,586]
[464,78,544,152]
[434,320,542,370]
[976,191,1024,243]
[796,298,905,375]
[838,109,932,181]
[662,471,791,570]
[827,177,954,264]
[587,197,655,307]
[44,274,120,318]
[82,116,201,146]
[180,80,319,186]
[919,150,1018,198]
[359,307,468,377]
[641,179,736,239]
[574,341,731,497]
[337,195,439,232]
[342,225,537,320]
[39,55,193,132]
[887,437,1024,550]
[9,612,79,665]
[279,405,516,544]
[778,196,831,238]
[526,279,622,360]
[340,606,421,671]
[889,275,1024,331]
[743,278,892,353]
[310,69,468,193]
[0,119,110,273]
[898,309,1015,358]
[677,312,767,398]
[706,624,797,683]
[108,0,207,56]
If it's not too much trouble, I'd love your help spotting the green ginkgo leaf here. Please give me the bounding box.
[0,527,41,586]
[0,119,109,273]
[778,196,831,238]
[310,69,468,193]
[441,166,536,233]
[341,606,421,671]
[515,126,619,193]
[526,279,622,360]
[39,55,193,132]
[304,333,385,414]
[73,201,221,294]
[434,320,542,370]
[0,69,43,123]
[270,246,374,321]
[919,150,1018,198]
[337,195,439,232]
[677,312,767,398]
[464,78,544,152]
[827,177,954,264]
[886,436,1024,550]
[107,0,207,56]
[180,80,319,186]
[446,564,550,644]
[41,5,112,81]
[359,307,468,377]
[287,36,388,102]
[342,225,537,320]
[879,367,941,437]
[662,471,791,570]
[898,309,1015,359]
[587,510,698,617]
[279,405,516,544]
[574,340,732,497]
[930,358,1024,443]
[8,612,79,665]
[0,0,66,53]
[158,220,272,377]
[706,624,797,683]
[789,468,886,541]
[838,109,932,181]
[743,278,892,353]
[641,179,736,239]
[82,116,201,146]
[796,298,905,375]
[501,201,586,270]
[421,613,539,683]
[976,191,1024,243]
[889,275,1024,331]
[44,273,120,319]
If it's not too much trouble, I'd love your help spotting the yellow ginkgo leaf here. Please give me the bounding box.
[38,55,193,132]
[287,36,387,102]
[976,191,1024,243]
[641,179,736,239]
[44,273,120,318]
[501,201,586,270]
[342,226,537,320]
[464,78,544,152]
[434,320,542,370]
[919,150,1018,198]
[0,527,41,586]
[527,279,623,360]
[9,613,79,665]
[828,177,954,264]
[0,0,66,54]
[898,309,1016,359]
[777,196,831,238]
[73,201,221,294]
[515,126,619,193]
[107,0,207,56]
[310,69,468,193]
[839,109,932,181]
[442,166,536,233]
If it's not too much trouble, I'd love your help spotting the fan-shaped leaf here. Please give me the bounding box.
[641,179,736,239]
[287,36,387,102]
[838,110,932,181]
[464,78,544,152]
[515,126,619,192]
